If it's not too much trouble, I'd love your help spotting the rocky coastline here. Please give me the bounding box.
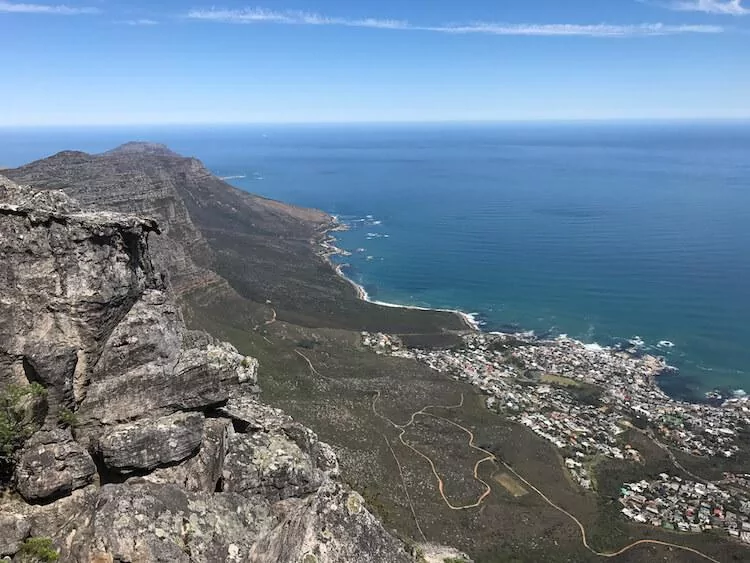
[318,219,480,332]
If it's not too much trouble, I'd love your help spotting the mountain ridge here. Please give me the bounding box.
[5,142,468,334]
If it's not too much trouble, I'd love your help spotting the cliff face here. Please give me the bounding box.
[0,176,411,563]
[5,144,224,297]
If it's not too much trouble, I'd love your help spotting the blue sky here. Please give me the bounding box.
[1,0,748,125]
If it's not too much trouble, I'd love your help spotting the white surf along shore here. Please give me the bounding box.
[318,219,481,331]
[317,218,750,402]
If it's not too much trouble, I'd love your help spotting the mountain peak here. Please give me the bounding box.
[105,142,179,157]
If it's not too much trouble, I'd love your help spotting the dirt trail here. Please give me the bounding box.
[501,460,721,563]
[372,392,495,510]
[286,352,723,563]
[373,391,724,563]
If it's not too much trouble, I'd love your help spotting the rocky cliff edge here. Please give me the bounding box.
[0,176,411,563]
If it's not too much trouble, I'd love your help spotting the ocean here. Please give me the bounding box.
[1,121,748,401]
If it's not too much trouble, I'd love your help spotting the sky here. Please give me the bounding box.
[1,0,749,125]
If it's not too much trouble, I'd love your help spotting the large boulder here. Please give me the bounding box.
[222,429,327,502]
[14,429,97,503]
[218,395,292,433]
[97,412,204,474]
[281,422,339,478]
[217,397,339,478]
[140,418,232,492]
[249,481,412,563]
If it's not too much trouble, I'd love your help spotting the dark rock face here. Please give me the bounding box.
[14,430,97,502]
[97,412,205,474]
[0,177,411,563]
[0,179,160,418]
[0,175,256,447]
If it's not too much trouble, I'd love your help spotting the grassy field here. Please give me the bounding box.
[494,473,528,497]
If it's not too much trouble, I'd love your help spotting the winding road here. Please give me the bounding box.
[373,391,725,563]
[279,349,725,562]
[373,391,496,511]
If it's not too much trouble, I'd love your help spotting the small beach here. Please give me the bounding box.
[319,220,481,332]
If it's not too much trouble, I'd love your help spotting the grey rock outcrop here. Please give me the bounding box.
[3,146,221,297]
[0,514,31,556]
[97,412,204,474]
[218,398,340,500]
[0,175,256,445]
[64,482,271,563]
[14,429,97,502]
[222,430,326,501]
[0,179,160,417]
[56,480,409,563]
[250,482,406,563]
[218,395,293,432]
[0,177,412,563]
[141,418,231,492]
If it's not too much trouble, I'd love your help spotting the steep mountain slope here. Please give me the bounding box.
[0,176,414,563]
[5,144,218,297]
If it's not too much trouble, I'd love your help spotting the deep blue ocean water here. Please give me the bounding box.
[1,122,748,401]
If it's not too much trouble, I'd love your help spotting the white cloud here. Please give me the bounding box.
[0,1,99,14]
[662,0,750,14]
[118,19,158,26]
[426,22,723,36]
[186,8,723,36]
[187,8,408,30]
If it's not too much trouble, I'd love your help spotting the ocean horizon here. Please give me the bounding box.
[1,121,748,402]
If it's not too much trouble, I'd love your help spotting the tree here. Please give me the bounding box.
[0,383,46,480]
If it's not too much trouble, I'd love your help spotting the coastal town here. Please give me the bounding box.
[362,331,750,495]
[619,474,750,544]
